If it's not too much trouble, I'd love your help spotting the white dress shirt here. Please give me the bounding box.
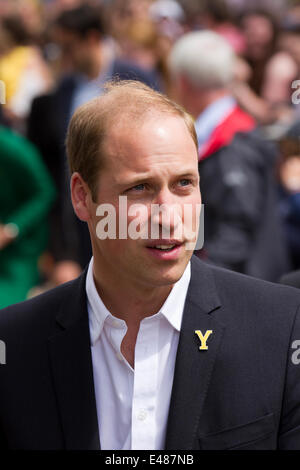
[86,257,191,450]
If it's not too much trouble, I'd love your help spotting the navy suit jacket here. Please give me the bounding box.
[0,255,300,449]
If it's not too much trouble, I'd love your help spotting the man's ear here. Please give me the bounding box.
[70,172,93,222]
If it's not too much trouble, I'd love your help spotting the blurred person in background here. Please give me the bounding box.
[107,0,153,39]
[106,0,185,94]
[116,0,186,94]
[118,19,163,85]
[188,0,246,54]
[44,0,86,19]
[277,120,300,270]
[240,8,279,95]
[169,30,290,281]
[149,0,185,40]
[0,121,55,308]
[285,0,300,23]
[233,7,298,126]
[10,0,45,39]
[27,3,162,286]
[148,0,186,94]
[0,13,53,130]
[280,21,300,72]
[279,19,300,121]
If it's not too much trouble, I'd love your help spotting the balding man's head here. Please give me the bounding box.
[169,31,235,90]
[66,80,198,201]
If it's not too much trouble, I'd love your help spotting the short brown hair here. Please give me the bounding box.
[66,80,198,201]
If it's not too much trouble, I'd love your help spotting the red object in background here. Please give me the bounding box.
[215,24,246,55]
[199,106,256,161]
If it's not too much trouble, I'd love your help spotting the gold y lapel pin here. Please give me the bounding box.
[195,330,213,350]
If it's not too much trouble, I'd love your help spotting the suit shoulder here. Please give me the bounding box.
[280,269,300,289]
[0,278,80,331]
[191,256,300,316]
[210,262,300,312]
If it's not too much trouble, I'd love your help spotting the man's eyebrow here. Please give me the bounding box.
[115,171,199,189]
[114,174,153,188]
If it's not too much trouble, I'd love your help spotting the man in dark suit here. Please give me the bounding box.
[1,81,300,450]
[169,30,290,282]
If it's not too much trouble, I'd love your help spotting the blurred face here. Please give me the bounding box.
[86,113,201,291]
[55,27,97,73]
[242,14,274,60]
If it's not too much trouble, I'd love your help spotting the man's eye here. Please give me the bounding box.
[179,179,192,187]
[128,184,145,192]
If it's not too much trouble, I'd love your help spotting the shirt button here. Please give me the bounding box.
[112,319,120,328]
[137,409,147,421]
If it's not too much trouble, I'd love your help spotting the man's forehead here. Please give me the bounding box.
[101,128,198,186]
[104,112,193,154]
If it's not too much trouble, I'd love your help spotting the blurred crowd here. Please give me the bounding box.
[2,0,300,307]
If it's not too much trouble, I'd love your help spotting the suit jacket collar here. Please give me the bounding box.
[187,256,221,313]
[55,267,89,330]
[48,256,223,450]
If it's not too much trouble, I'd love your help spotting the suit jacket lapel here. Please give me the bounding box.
[48,269,100,450]
[165,257,225,450]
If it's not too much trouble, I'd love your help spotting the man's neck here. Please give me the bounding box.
[92,262,175,369]
[92,265,173,326]
[188,88,230,119]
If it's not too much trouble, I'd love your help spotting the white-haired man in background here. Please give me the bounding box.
[169,31,290,281]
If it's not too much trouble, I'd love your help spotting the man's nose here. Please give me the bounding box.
[154,187,177,206]
[151,189,182,234]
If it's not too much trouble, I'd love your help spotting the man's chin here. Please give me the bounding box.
[144,262,188,287]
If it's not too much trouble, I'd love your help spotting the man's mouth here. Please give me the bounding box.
[152,244,177,251]
[145,240,184,258]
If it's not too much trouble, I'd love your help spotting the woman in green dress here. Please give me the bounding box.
[0,125,55,308]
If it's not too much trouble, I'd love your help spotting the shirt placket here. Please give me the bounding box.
[131,318,159,450]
